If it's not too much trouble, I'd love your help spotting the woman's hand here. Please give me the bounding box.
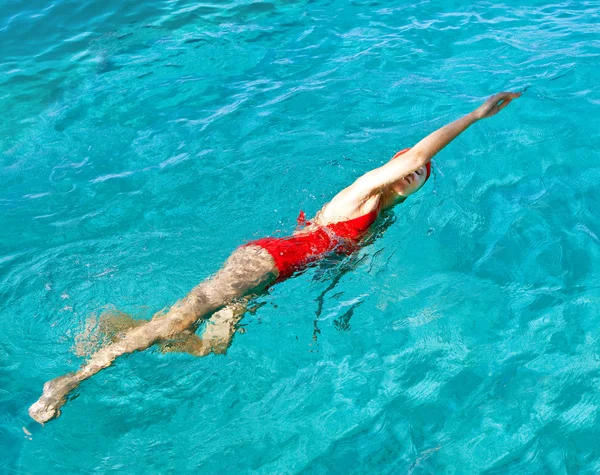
[472,91,521,120]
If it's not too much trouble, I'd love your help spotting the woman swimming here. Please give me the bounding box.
[29,92,521,423]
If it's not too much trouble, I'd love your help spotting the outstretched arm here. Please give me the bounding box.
[410,91,521,161]
[354,92,521,194]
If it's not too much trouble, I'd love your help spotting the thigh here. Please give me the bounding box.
[207,245,278,302]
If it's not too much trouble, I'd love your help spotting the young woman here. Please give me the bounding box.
[29,91,520,423]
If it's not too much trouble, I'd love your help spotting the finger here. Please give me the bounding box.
[497,98,513,111]
[489,92,518,103]
[492,92,511,102]
[491,98,505,110]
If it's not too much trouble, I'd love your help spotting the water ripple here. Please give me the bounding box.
[2,0,600,472]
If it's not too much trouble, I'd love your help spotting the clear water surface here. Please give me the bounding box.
[1,0,600,472]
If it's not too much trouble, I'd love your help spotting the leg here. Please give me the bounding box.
[29,246,276,424]
[74,307,147,358]
[158,331,210,356]
[160,298,249,356]
[98,309,146,342]
[201,298,248,354]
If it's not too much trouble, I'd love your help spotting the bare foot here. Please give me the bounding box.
[29,373,79,424]
[159,331,211,357]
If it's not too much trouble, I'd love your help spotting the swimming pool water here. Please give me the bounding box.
[1,0,600,472]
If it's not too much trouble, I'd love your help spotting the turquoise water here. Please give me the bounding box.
[2,0,600,472]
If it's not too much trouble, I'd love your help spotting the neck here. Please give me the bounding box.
[380,188,406,209]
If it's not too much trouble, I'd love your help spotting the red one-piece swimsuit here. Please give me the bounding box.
[249,207,380,280]
[249,148,429,280]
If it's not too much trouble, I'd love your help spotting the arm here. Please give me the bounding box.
[354,91,521,194]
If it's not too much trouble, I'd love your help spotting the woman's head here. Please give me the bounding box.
[389,148,432,198]
[390,162,431,197]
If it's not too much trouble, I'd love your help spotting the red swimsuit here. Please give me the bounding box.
[249,148,429,280]
[250,208,379,279]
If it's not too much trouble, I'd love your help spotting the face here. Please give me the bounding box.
[390,165,428,197]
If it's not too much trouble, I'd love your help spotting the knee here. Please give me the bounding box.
[193,282,234,310]
[150,315,187,339]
